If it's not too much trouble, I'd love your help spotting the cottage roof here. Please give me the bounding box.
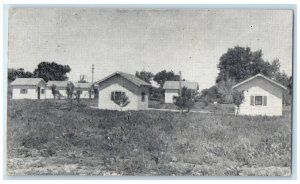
[232,74,287,90]
[95,71,151,87]
[163,81,199,90]
[47,81,70,88]
[74,82,92,89]
[10,78,45,86]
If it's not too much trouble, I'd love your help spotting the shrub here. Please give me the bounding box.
[232,90,245,115]
[174,87,197,112]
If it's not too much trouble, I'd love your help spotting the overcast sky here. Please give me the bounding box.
[8,9,293,89]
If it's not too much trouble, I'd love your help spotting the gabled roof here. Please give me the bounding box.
[95,71,151,87]
[10,78,45,86]
[47,81,70,88]
[74,82,92,89]
[163,81,199,90]
[232,74,287,90]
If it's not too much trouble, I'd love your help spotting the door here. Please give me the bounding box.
[37,87,40,99]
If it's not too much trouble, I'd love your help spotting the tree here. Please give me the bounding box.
[75,89,82,104]
[51,85,58,100]
[65,82,75,109]
[232,90,245,116]
[273,71,292,105]
[273,71,290,87]
[8,68,34,82]
[66,82,75,99]
[174,87,197,112]
[33,62,71,82]
[153,70,180,88]
[288,76,292,95]
[149,87,165,101]
[199,86,222,104]
[216,79,236,103]
[135,71,153,83]
[216,46,280,83]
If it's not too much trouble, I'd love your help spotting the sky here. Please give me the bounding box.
[8,9,293,89]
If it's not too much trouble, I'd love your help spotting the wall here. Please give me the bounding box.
[12,86,38,99]
[98,83,140,110]
[38,81,47,99]
[165,89,179,103]
[137,86,149,109]
[235,77,284,116]
[98,75,149,110]
[12,81,46,100]
[80,89,90,99]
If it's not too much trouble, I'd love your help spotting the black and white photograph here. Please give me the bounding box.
[6,8,293,176]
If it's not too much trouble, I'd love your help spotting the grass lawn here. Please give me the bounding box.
[7,99,291,176]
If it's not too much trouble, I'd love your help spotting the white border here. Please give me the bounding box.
[1,1,299,184]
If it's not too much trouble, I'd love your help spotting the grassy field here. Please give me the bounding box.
[7,99,291,176]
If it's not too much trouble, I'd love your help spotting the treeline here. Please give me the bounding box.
[8,62,71,83]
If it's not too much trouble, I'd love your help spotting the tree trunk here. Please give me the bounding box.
[236,106,240,116]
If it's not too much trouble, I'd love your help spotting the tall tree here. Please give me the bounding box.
[33,62,71,82]
[135,71,153,83]
[153,70,180,88]
[216,46,280,83]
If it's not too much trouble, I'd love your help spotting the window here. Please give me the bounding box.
[20,89,27,94]
[111,91,125,101]
[255,96,262,105]
[251,96,267,106]
[141,92,146,102]
[41,89,45,94]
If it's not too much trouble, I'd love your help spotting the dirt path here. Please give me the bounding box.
[89,106,212,113]
[147,108,212,113]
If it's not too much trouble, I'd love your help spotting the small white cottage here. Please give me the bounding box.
[163,81,199,103]
[10,78,46,99]
[74,82,93,99]
[232,74,287,116]
[95,71,151,110]
[46,81,70,99]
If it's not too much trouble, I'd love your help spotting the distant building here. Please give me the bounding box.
[94,71,151,110]
[46,81,70,99]
[232,74,287,116]
[163,81,199,103]
[74,82,93,99]
[10,78,46,99]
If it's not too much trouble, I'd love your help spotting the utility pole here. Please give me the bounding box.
[179,71,182,96]
[92,64,94,84]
